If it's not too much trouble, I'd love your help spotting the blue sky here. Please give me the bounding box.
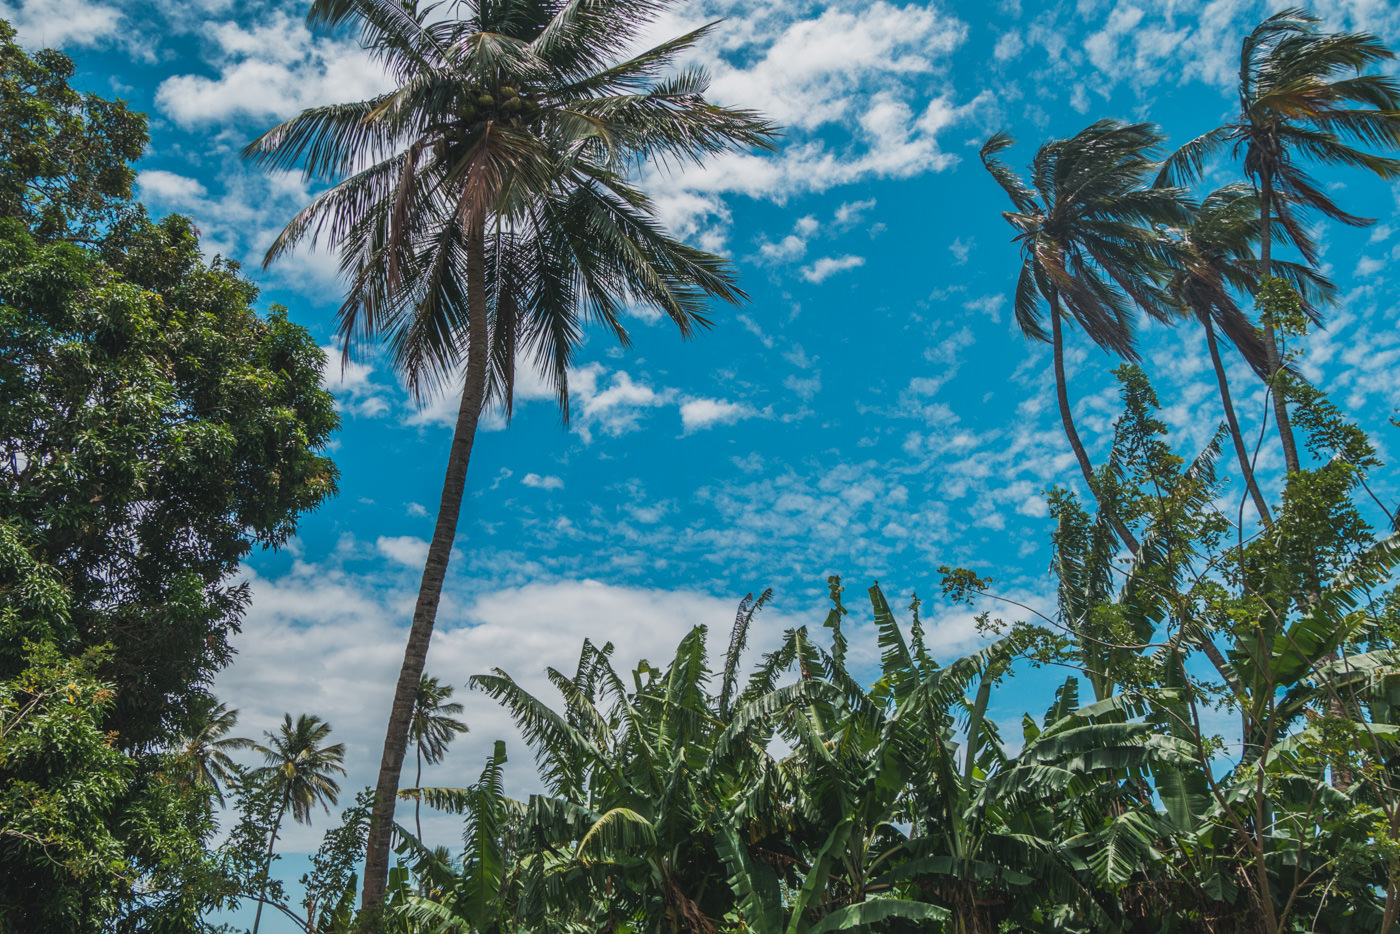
[8,0,1400,888]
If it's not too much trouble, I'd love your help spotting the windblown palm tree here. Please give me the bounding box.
[408,675,467,841]
[245,0,775,907]
[1158,185,1333,525]
[981,121,1188,555]
[171,696,253,806]
[1157,8,1400,473]
[249,714,347,934]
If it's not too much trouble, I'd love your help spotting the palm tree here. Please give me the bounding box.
[408,675,467,841]
[980,121,1188,555]
[1158,185,1333,526]
[170,695,253,806]
[249,714,347,934]
[244,0,774,907]
[1157,8,1400,473]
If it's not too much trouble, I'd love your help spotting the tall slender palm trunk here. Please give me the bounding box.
[1258,172,1301,473]
[1203,317,1273,526]
[362,221,490,912]
[251,796,290,934]
[1050,304,1140,555]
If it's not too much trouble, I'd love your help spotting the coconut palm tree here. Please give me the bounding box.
[1157,8,1400,473]
[1158,185,1334,526]
[249,714,347,934]
[244,0,774,908]
[408,675,467,841]
[170,695,253,806]
[981,121,1188,555]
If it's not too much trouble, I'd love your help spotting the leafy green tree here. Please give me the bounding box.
[980,120,1188,555]
[249,714,348,934]
[0,20,145,241]
[0,210,338,748]
[1158,8,1400,473]
[246,0,775,907]
[0,524,222,932]
[408,675,467,841]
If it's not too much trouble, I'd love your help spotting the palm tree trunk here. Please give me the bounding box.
[1203,316,1273,526]
[252,795,289,934]
[1050,302,1140,555]
[1258,172,1300,473]
[362,219,491,912]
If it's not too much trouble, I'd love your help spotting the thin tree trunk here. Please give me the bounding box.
[362,219,491,912]
[414,744,423,843]
[1050,302,1140,556]
[1203,316,1273,526]
[1258,172,1300,473]
[252,796,289,934]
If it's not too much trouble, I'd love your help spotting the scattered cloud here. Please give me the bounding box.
[375,535,429,567]
[522,473,565,491]
[680,397,760,432]
[801,254,865,283]
[154,12,391,126]
[0,0,121,49]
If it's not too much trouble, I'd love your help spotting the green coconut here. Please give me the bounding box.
[477,93,495,108]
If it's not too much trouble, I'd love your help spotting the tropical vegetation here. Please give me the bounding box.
[1,4,1399,934]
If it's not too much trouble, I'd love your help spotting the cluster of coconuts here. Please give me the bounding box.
[461,85,539,124]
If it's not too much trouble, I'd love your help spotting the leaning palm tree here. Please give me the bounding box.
[408,675,467,841]
[249,714,347,934]
[981,121,1188,555]
[244,0,774,908]
[170,696,254,806]
[1158,185,1334,526]
[1157,8,1400,472]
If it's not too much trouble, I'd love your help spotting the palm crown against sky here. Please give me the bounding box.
[15,0,1400,890]
[244,0,775,905]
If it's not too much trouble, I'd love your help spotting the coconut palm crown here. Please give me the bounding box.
[1157,8,1400,471]
[981,120,1189,554]
[244,0,776,911]
[1157,184,1334,524]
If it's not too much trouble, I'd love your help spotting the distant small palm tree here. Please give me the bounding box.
[171,696,254,806]
[250,714,347,934]
[409,676,467,841]
[1158,8,1400,472]
[981,120,1188,554]
[1159,185,1333,525]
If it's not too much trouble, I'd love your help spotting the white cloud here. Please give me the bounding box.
[949,237,973,265]
[137,170,208,202]
[522,473,565,491]
[320,346,393,419]
[376,535,429,567]
[758,233,808,264]
[632,2,976,241]
[680,397,759,432]
[834,198,877,227]
[154,13,392,126]
[994,30,1024,60]
[570,364,672,442]
[0,0,120,48]
[963,293,1004,323]
[801,255,865,283]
